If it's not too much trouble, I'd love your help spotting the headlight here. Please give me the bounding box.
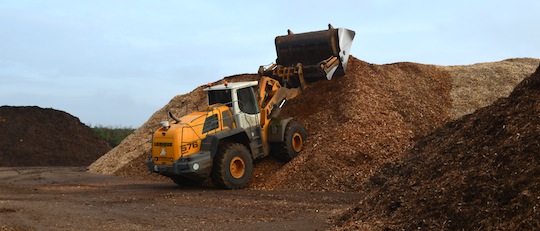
[192,163,200,171]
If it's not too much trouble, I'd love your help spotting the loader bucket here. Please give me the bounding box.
[275,25,355,82]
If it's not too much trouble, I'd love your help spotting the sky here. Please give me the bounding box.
[1,0,539,127]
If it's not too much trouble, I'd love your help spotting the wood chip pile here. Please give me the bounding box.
[335,64,540,230]
[0,106,111,166]
[250,57,453,191]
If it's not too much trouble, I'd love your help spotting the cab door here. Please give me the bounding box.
[233,86,260,130]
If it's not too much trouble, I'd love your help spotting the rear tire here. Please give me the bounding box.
[275,121,307,162]
[211,143,253,189]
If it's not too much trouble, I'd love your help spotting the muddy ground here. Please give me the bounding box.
[0,167,362,230]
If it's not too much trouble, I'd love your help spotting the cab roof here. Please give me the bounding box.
[204,81,258,91]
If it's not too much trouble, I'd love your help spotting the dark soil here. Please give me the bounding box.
[0,106,111,166]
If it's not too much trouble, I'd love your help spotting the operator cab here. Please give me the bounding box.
[204,81,260,129]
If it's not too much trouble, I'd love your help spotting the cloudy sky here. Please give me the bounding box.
[1,0,539,127]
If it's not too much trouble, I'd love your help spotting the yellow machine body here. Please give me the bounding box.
[149,105,235,180]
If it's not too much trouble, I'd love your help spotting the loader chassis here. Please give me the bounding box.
[148,81,296,189]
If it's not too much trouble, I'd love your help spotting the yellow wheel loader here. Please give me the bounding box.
[147,24,355,189]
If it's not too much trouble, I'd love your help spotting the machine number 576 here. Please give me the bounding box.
[181,142,199,154]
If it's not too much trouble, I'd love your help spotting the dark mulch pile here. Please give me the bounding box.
[0,106,111,166]
[335,64,540,230]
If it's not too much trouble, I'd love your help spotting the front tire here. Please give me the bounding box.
[211,143,253,189]
[275,121,307,162]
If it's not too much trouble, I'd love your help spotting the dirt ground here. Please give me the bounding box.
[0,167,363,230]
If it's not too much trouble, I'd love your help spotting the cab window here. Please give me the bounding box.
[202,114,219,133]
[237,87,259,114]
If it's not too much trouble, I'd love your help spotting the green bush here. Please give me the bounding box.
[92,125,136,147]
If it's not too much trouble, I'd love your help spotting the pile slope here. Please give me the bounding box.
[336,64,540,230]
[0,106,111,166]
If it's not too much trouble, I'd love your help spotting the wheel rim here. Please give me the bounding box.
[291,133,303,152]
[230,156,245,179]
